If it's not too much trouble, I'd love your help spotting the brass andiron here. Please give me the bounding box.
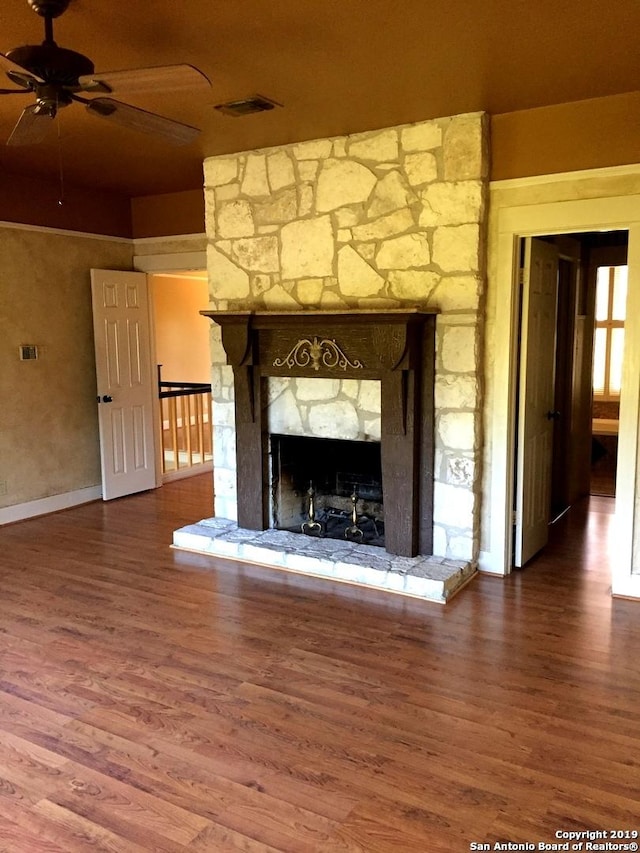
[301,482,324,536]
[344,491,364,541]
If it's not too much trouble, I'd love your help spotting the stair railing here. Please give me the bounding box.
[158,365,212,474]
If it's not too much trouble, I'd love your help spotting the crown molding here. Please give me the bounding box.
[491,163,640,190]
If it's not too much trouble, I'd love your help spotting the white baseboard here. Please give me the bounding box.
[611,573,640,600]
[477,549,509,575]
[0,485,103,526]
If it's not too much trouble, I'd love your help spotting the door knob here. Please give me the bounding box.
[102,395,113,403]
[546,410,560,421]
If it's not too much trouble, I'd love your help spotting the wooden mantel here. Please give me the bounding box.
[201,308,438,557]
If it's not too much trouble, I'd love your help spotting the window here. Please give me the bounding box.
[593,265,627,399]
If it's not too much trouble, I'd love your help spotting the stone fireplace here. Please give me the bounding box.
[199,111,487,564]
[173,109,488,600]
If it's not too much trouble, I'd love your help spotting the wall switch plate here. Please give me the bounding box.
[19,345,38,360]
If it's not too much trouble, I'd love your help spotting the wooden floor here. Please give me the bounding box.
[0,478,638,852]
[590,435,617,497]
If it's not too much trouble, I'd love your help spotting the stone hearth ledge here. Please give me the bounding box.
[172,518,476,603]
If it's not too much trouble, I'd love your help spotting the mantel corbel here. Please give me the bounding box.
[216,313,253,367]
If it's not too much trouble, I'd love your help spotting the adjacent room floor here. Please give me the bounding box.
[0,477,637,851]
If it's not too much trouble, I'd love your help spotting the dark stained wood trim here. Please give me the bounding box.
[419,319,436,556]
[202,310,438,556]
[381,369,420,556]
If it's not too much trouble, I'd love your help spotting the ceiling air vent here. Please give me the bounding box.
[214,95,281,117]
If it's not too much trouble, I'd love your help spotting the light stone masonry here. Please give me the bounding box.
[404,152,439,186]
[217,200,254,238]
[338,246,385,296]
[173,519,475,603]
[241,154,269,196]
[401,122,443,152]
[348,129,399,162]
[368,171,416,218]
[432,224,481,273]
[316,159,378,212]
[203,111,488,562]
[267,150,295,191]
[376,233,431,270]
[268,378,380,444]
[280,217,334,279]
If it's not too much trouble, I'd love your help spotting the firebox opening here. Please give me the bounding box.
[270,434,384,547]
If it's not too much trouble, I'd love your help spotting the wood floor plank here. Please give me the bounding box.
[32,798,186,853]
[42,763,211,847]
[68,719,358,824]
[0,811,79,853]
[0,476,638,851]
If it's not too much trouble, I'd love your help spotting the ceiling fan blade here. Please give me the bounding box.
[6,104,54,146]
[0,52,43,90]
[85,97,200,145]
[78,64,210,95]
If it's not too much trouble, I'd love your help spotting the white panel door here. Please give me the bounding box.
[514,238,559,566]
[91,269,157,500]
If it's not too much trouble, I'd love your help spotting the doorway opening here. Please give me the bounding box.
[150,270,212,482]
[513,229,627,568]
[589,242,627,498]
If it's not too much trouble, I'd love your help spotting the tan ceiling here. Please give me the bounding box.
[1,0,640,198]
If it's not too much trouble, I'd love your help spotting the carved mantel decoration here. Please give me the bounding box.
[201,309,438,558]
[273,336,364,372]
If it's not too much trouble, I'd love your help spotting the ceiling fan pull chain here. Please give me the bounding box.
[56,105,64,205]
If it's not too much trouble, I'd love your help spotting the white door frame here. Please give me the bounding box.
[133,248,208,483]
[481,172,640,599]
[133,251,207,276]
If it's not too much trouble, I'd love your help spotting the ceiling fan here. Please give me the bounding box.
[0,0,211,147]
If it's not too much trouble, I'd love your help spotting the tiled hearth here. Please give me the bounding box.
[172,518,475,604]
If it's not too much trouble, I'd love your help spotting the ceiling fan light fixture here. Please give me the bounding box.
[27,0,70,19]
[33,98,57,116]
[214,94,281,117]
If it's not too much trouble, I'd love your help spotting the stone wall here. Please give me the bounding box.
[267,378,381,443]
[204,111,488,561]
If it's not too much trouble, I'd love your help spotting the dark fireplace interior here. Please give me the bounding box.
[270,434,384,547]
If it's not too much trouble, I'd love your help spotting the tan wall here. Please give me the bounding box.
[152,274,210,384]
[0,225,133,508]
[492,91,640,181]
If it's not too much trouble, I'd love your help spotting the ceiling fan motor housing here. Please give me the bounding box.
[6,44,94,86]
